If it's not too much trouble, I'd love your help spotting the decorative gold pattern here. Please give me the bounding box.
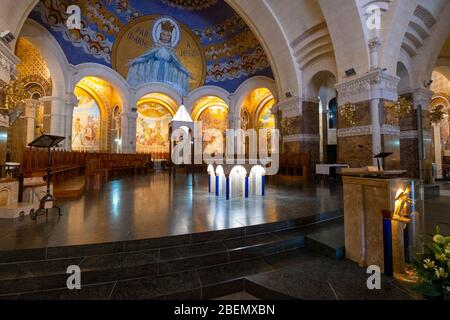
[384,97,412,120]
[430,105,446,124]
[340,102,357,127]
[0,79,28,110]
[15,38,51,83]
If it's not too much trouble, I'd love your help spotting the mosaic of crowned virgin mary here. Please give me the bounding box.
[127,18,191,95]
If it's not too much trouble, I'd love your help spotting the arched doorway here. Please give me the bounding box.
[135,93,177,157]
[239,88,275,156]
[72,76,124,153]
[72,86,102,152]
[430,69,450,178]
[192,96,229,155]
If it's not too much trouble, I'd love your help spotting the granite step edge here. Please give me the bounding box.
[0,210,343,263]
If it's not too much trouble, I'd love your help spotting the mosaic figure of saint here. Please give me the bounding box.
[127,17,191,95]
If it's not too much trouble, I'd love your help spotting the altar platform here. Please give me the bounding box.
[0,173,343,251]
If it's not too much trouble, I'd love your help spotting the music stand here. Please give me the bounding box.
[374,152,393,171]
[28,134,65,220]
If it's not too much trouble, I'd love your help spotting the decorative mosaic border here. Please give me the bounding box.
[337,125,372,138]
[283,134,320,142]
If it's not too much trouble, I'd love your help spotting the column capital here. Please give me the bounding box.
[301,93,320,104]
[23,99,41,117]
[273,96,301,117]
[65,92,79,107]
[0,41,19,84]
[411,87,433,110]
[335,69,399,104]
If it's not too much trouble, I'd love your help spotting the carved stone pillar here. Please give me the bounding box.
[368,37,381,71]
[399,88,433,179]
[335,70,400,168]
[39,95,66,139]
[64,93,78,150]
[0,41,18,84]
[23,99,40,144]
[121,111,137,154]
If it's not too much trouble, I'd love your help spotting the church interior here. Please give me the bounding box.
[0,0,449,302]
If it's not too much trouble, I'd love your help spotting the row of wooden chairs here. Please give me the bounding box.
[21,149,152,185]
[142,152,170,160]
[22,149,87,173]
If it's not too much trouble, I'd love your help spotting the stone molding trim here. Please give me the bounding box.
[400,130,432,140]
[283,134,320,142]
[335,70,399,105]
[381,124,400,135]
[0,41,19,84]
[337,125,372,138]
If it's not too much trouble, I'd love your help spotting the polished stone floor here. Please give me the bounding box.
[0,173,343,250]
[425,181,450,235]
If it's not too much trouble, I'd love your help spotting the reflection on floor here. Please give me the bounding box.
[0,173,343,250]
[425,181,450,235]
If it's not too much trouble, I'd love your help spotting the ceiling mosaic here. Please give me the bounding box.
[29,0,273,93]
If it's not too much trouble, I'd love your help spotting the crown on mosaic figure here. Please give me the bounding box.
[161,21,174,33]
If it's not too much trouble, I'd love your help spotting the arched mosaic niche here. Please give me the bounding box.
[72,87,101,151]
[72,86,102,152]
[240,88,274,130]
[192,96,228,154]
[136,93,176,154]
[29,0,273,93]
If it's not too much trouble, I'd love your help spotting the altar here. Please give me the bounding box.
[207,163,266,200]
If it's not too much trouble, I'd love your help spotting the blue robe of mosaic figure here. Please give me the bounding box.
[127,45,190,95]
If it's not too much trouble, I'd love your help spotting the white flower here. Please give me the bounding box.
[424,259,435,269]
[435,253,447,262]
[433,234,445,244]
[434,267,447,279]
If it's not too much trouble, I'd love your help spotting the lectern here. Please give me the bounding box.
[28,134,65,220]
[374,152,393,171]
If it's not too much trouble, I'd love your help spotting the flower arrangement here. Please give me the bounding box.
[412,226,450,299]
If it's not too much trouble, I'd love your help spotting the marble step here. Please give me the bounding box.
[0,248,315,300]
[0,209,342,264]
[303,217,345,260]
[0,229,310,296]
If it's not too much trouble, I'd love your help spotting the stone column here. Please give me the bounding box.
[370,98,382,167]
[399,89,433,178]
[121,111,137,154]
[0,41,19,164]
[39,96,66,138]
[23,99,40,144]
[0,40,18,84]
[433,123,443,179]
[368,37,381,71]
[64,93,78,150]
[335,70,399,168]
[301,96,321,165]
[274,97,303,155]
